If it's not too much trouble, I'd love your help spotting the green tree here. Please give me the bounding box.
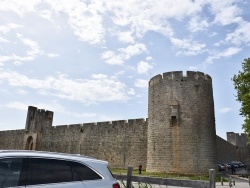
[232,58,250,142]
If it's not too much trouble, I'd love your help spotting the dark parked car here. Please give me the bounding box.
[217,163,225,171]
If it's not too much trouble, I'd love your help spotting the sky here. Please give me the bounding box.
[0,0,249,140]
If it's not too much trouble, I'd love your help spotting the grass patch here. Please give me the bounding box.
[110,168,222,182]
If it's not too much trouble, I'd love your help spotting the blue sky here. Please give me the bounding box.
[0,0,249,140]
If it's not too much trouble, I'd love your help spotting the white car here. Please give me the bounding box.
[0,150,120,188]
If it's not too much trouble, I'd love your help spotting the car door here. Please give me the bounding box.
[0,157,26,188]
[69,160,114,188]
[26,158,86,188]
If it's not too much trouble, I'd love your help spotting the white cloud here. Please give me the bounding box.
[188,66,199,70]
[35,102,66,113]
[0,70,134,104]
[170,37,206,56]
[5,101,28,110]
[13,61,23,65]
[205,47,242,64]
[0,0,245,50]
[3,100,99,120]
[71,112,97,118]
[209,32,217,37]
[101,51,123,65]
[117,31,134,44]
[0,1,106,45]
[105,0,209,41]
[107,0,204,26]
[137,61,153,74]
[119,43,147,59]
[114,71,125,76]
[92,74,108,79]
[47,53,59,58]
[17,89,28,95]
[0,23,23,34]
[39,10,53,21]
[213,40,224,47]
[101,51,114,59]
[219,107,231,114]
[212,4,242,25]
[47,1,105,45]
[0,54,35,64]
[225,21,250,46]
[127,88,135,95]
[0,0,40,16]
[4,101,66,115]
[60,110,121,122]
[17,34,43,56]
[188,16,209,32]
[102,43,147,65]
[0,56,14,63]
[0,34,43,65]
[217,47,242,57]
[0,37,9,43]
[146,56,152,61]
[135,79,148,88]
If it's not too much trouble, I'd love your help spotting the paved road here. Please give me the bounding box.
[216,167,249,187]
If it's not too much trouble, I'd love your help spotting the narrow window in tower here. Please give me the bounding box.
[171,116,177,126]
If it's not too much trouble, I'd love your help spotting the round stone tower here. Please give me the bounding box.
[147,71,217,174]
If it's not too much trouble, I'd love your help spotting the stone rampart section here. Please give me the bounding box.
[216,136,236,163]
[0,129,25,149]
[227,132,247,147]
[225,132,250,163]
[39,118,148,170]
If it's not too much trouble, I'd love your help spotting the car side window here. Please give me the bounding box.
[0,158,26,187]
[70,161,102,181]
[27,158,75,185]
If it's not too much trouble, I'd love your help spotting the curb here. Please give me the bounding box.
[228,174,249,181]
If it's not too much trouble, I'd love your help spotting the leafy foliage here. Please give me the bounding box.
[232,58,250,142]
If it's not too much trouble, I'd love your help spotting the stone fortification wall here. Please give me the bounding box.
[0,129,25,149]
[39,118,148,170]
[1,70,249,174]
[147,71,217,174]
[216,136,236,163]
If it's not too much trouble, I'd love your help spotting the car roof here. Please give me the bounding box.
[0,150,108,165]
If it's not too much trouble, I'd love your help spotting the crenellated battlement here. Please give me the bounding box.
[25,106,54,131]
[0,129,24,133]
[29,106,53,117]
[227,132,248,147]
[128,118,148,124]
[149,71,212,86]
[52,118,147,130]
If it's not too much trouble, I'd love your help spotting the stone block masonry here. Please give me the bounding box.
[0,71,249,174]
[28,117,148,170]
[147,71,217,173]
[0,129,25,150]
